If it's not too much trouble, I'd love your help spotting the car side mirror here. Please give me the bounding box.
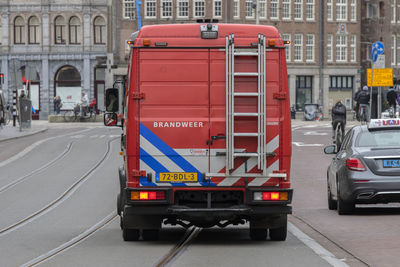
[105,88,119,113]
[324,145,337,154]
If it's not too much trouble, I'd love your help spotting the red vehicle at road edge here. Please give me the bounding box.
[104,23,292,241]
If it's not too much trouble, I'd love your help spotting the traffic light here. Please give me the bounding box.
[0,73,3,84]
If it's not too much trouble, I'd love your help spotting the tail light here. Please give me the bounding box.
[254,192,288,201]
[131,191,165,200]
[346,158,366,172]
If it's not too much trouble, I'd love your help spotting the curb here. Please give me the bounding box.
[0,127,48,143]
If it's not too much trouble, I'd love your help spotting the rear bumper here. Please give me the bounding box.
[123,187,292,219]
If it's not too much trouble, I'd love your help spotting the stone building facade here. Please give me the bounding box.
[0,0,108,119]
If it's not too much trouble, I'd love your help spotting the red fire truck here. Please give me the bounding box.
[104,23,292,241]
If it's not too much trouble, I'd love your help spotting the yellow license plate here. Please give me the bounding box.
[158,172,198,183]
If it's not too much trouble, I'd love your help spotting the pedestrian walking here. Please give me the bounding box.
[54,96,62,115]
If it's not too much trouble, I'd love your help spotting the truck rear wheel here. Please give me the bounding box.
[122,228,140,241]
[249,228,268,241]
[269,223,287,241]
[142,229,159,241]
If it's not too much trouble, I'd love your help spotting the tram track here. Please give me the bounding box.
[0,137,118,237]
[21,211,118,267]
[0,142,74,194]
[155,227,202,267]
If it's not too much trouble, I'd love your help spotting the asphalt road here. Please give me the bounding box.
[0,121,391,267]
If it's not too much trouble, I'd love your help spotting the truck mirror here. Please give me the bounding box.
[105,88,119,112]
[104,112,118,126]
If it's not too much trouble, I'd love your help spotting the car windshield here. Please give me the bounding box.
[356,130,400,147]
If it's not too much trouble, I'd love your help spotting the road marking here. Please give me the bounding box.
[71,135,85,139]
[292,142,323,147]
[304,131,329,136]
[288,222,349,267]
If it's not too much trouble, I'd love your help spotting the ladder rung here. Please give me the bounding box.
[233,92,259,97]
[234,72,258,76]
[234,52,258,56]
[234,152,259,157]
[234,112,259,116]
[233,133,259,137]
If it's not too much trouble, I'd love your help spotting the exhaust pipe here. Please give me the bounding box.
[357,192,374,199]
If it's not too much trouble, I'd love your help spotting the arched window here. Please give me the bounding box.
[93,16,106,45]
[69,16,81,45]
[14,16,25,44]
[28,16,40,44]
[55,65,81,110]
[54,16,66,44]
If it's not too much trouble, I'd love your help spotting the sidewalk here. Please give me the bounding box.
[0,120,103,143]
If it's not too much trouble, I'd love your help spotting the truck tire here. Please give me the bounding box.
[122,228,140,241]
[117,193,122,216]
[142,229,159,241]
[269,219,287,241]
[249,228,268,241]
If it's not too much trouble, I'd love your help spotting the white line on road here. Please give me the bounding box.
[288,222,349,267]
[292,142,323,147]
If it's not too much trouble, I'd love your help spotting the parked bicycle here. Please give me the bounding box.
[63,103,96,122]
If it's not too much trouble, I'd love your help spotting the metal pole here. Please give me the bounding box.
[378,87,381,119]
[370,61,373,120]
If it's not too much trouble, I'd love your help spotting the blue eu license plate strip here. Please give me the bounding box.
[383,159,400,168]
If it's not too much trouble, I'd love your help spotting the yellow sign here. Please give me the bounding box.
[367,68,393,87]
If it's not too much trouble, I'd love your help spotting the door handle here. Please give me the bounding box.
[206,135,226,145]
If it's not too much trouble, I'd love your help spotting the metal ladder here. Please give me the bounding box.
[225,33,266,175]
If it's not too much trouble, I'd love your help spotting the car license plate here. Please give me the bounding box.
[158,172,198,183]
[383,159,400,168]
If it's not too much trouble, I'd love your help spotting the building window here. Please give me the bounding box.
[294,0,303,20]
[162,0,173,18]
[259,0,267,19]
[294,34,303,62]
[0,21,2,44]
[329,76,353,90]
[177,0,189,18]
[234,0,240,18]
[327,0,333,21]
[93,16,106,45]
[350,0,357,22]
[296,76,313,111]
[213,0,222,18]
[245,0,255,18]
[392,35,396,65]
[145,0,157,18]
[337,0,347,21]
[282,34,291,62]
[306,0,315,21]
[306,34,314,62]
[69,16,81,45]
[54,16,66,45]
[282,0,291,20]
[327,34,333,62]
[392,0,396,23]
[336,35,347,62]
[28,16,40,44]
[14,16,25,44]
[270,0,279,20]
[397,1,400,22]
[350,35,356,63]
[194,0,205,18]
[123,0,136,20]
[367,3,377,19]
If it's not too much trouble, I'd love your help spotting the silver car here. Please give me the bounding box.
[324,119,400,215]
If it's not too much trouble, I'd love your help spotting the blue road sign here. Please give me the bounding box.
[372,41,385,55]
[372,50,378,63]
